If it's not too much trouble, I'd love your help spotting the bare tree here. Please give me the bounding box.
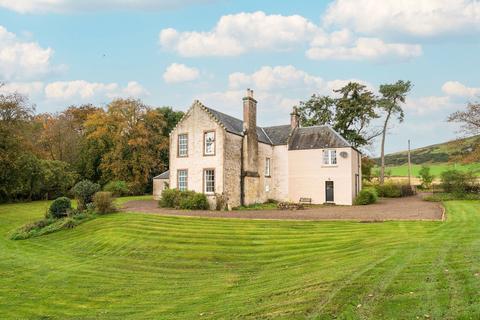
[448,102,480,135]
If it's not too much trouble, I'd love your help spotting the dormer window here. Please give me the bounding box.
[323,149,337,165]
[204,131,215,156]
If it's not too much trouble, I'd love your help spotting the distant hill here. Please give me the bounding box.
[376,135,480,166]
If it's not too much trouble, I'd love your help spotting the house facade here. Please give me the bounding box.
[154,89,362,208]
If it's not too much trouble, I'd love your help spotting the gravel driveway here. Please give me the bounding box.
[121,195,444,221]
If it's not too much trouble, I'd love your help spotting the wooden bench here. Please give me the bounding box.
[299,197,312,205]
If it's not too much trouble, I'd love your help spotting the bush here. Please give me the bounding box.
[418,165,434,189]
[103,180,129,196]
[93,191,116,214]
[159,189,209,210]
[72,180,100,210]
[179,192,209,210]
[48,197,72,218]
[375,183,402,198]
[355,189,378,205]
[441,169,477,196]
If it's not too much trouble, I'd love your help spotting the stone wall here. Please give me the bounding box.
[223,132,242,208]
[169,102,225,208]
[153,178,169,200]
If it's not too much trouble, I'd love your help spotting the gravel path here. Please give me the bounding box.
[121,195,444,221]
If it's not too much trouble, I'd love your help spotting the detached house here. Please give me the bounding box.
[153,89,361,208]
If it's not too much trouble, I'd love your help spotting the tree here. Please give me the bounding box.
[418,165,434,189]
[297,82,380,148]
[378,80,412,184]
[85,99,169,193]
[154,107,184,173]
[448,102,480,162]
[361,156,376,182]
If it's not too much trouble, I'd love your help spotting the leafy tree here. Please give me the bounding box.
[85,99,169,193]
[448,102,480,161]
[418,165,434,189]
[297,82,379,148]
[378,80,412,184]
[72,180,101,210]
[361,156,376,182]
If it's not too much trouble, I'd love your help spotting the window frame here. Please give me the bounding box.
[203,168,215,194]
[322,149,337,166]
[203,130,216,156]
[265,157,271,177]
[177,133,188,158]
[177,169,188,191]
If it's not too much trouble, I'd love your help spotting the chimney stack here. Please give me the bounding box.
[243,88,257,132]
[290,106,300,129]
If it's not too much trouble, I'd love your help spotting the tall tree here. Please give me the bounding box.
[297,82,379,148]
[378,80,412,184]
[447,101,480,162]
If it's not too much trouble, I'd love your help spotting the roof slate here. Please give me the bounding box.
[288,126,351,150]
[202,106,350,149]
[153,170,169,179]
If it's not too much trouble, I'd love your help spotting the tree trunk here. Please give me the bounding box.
[379,112,391,185]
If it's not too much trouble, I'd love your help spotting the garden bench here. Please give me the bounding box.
[299,197,312,205]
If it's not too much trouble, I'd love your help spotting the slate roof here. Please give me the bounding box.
[153,170,169,179]
[288,126,351,150]
[202,106,350,149]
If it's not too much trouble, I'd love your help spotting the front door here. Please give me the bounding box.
[325,181,334,202]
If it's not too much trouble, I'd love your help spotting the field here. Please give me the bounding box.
[377,162,480,177]
[1,199,480,319]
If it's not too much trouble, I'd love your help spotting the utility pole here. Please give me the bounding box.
[407,139,412,186]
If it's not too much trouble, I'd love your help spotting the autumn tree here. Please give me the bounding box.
[378,80,412,184]
[85,99,169,194]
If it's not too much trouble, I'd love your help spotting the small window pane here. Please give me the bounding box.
[204,131,215,155]
[323,150,337,165]
[204,169,215,193]
[178,134,188,157]
[178,170,187,191]
[323,150,330,165]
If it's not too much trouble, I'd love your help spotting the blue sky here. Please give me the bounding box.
[1,0,479,154]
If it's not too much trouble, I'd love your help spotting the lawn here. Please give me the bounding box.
[378,162,480,177]
[1,198,480,319]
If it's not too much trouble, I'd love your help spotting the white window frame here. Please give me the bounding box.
[203,169,215,194]
[323,149,337,166]
[265,158,271,177]
[177,169,188,191]
[178,134,188,157]
[204,131,215,156]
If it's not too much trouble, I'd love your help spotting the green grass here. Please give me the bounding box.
[233,202,278,210]
[1,197,480,318]
[377,162,480,177]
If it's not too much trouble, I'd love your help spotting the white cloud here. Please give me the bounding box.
[228,65,324,91]
[405,96,455,115]
[307,37,422,61]
[159,11,321,57]
[0,81,44,96]
[442,81,480,97]
[0,0,213,14]
[163,63,199,83]
[323,0,480,37]
[44,80,148,101]
[159,11,422,61]
[0,26,55,80]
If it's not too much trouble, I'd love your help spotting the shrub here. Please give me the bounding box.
[441,169,477,196]
[159,189,209,210]
[375,183,402,198]
[215,193,228,211]
[355,189,378,205]
[72,180,100,210]
[179,192,209,210]
[93,191,116,214]
[418,165,434,189]
[103,180,129,196]
[159,188,182,208]
[48,197,72,218]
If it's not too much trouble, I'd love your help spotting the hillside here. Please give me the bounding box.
[377,135,480,166]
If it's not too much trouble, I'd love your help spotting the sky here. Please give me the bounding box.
[0,0,479,155]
